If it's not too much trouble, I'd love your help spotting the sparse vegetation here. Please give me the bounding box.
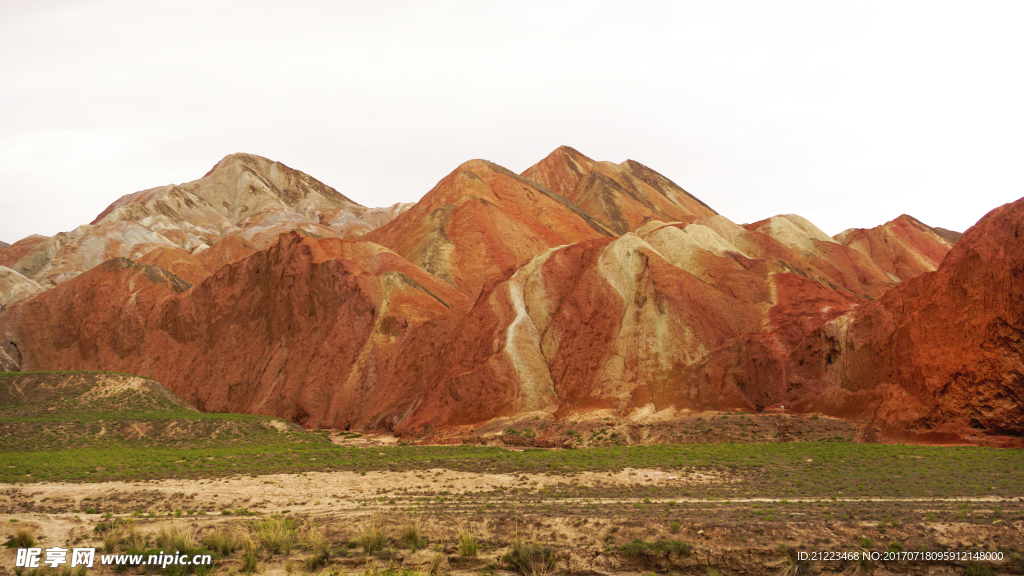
[251,516,297,554]
[156,524,198,552]
[299,524,331,570]
[357,517,387,555]
[504,536,556,576]
[400,516,427,551]
[966,564,995,576]
[621,539,691,559]
[456,523,478,557]
[203,528,239,555]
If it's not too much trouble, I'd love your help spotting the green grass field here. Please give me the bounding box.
[4,441,1023,500]
[1,371,1022,501]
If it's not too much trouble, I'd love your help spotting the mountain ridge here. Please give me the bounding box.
[2,146,1002,445]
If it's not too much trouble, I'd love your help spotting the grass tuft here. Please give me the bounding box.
[100,526,121,554]
[241,534,259,573]
[156,524,198,552]
[400,516,427,551]
[299,525,331,570]
[503,536,556,576]
[252,516,297,555]
[456,524,478,557]
[13,529,36,548]
[357,517,387,556]
[203,528,238,556]
[776,545,812,576]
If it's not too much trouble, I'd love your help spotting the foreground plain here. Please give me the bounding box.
[2,372,1024,575]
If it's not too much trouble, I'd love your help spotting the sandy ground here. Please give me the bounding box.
[1,466,732,520]
[2,468,1022,576]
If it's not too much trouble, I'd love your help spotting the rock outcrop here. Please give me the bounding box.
[744,214,897,298]
[787,197,1024,437]
[931,226,963,244]
[0,235,50,271]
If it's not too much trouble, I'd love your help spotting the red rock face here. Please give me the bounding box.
[365,159,613,297]
[522,146,718,234]
[137,247,211,286]
[194,236,258,274]
[0,258,191,372]
[0,232,468,427]
[834,214,954,282]
[787,198,1024,437]
[0,235,49,269]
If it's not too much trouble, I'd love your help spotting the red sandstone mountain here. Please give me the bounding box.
[931,227,963,244]
[364,159,613,296]
[834,215,954,282]
[785,198,1024,437]
[522,146,718,234]
[7,146,1016,445]
[743,214,897,298]
[0,232,468,426]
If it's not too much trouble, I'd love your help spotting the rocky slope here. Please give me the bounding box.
[522,146,718,234]
[0,267,43,308]
[744,214,897,298]
[364,158,613,297]
[786,197,1024,437]
[1,154,411,287]
[834,214,954,282]
[0,232,469,428]
[7,146,1013,444]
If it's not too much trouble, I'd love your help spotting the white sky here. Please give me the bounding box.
[2,1,1023,243]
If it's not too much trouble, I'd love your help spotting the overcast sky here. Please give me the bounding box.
[2,1,1023,243]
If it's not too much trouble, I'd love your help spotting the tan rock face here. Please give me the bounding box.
[10,153,412,288]
[744,214,898,298]
[136,247,211,286]
[0,267,44,308]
